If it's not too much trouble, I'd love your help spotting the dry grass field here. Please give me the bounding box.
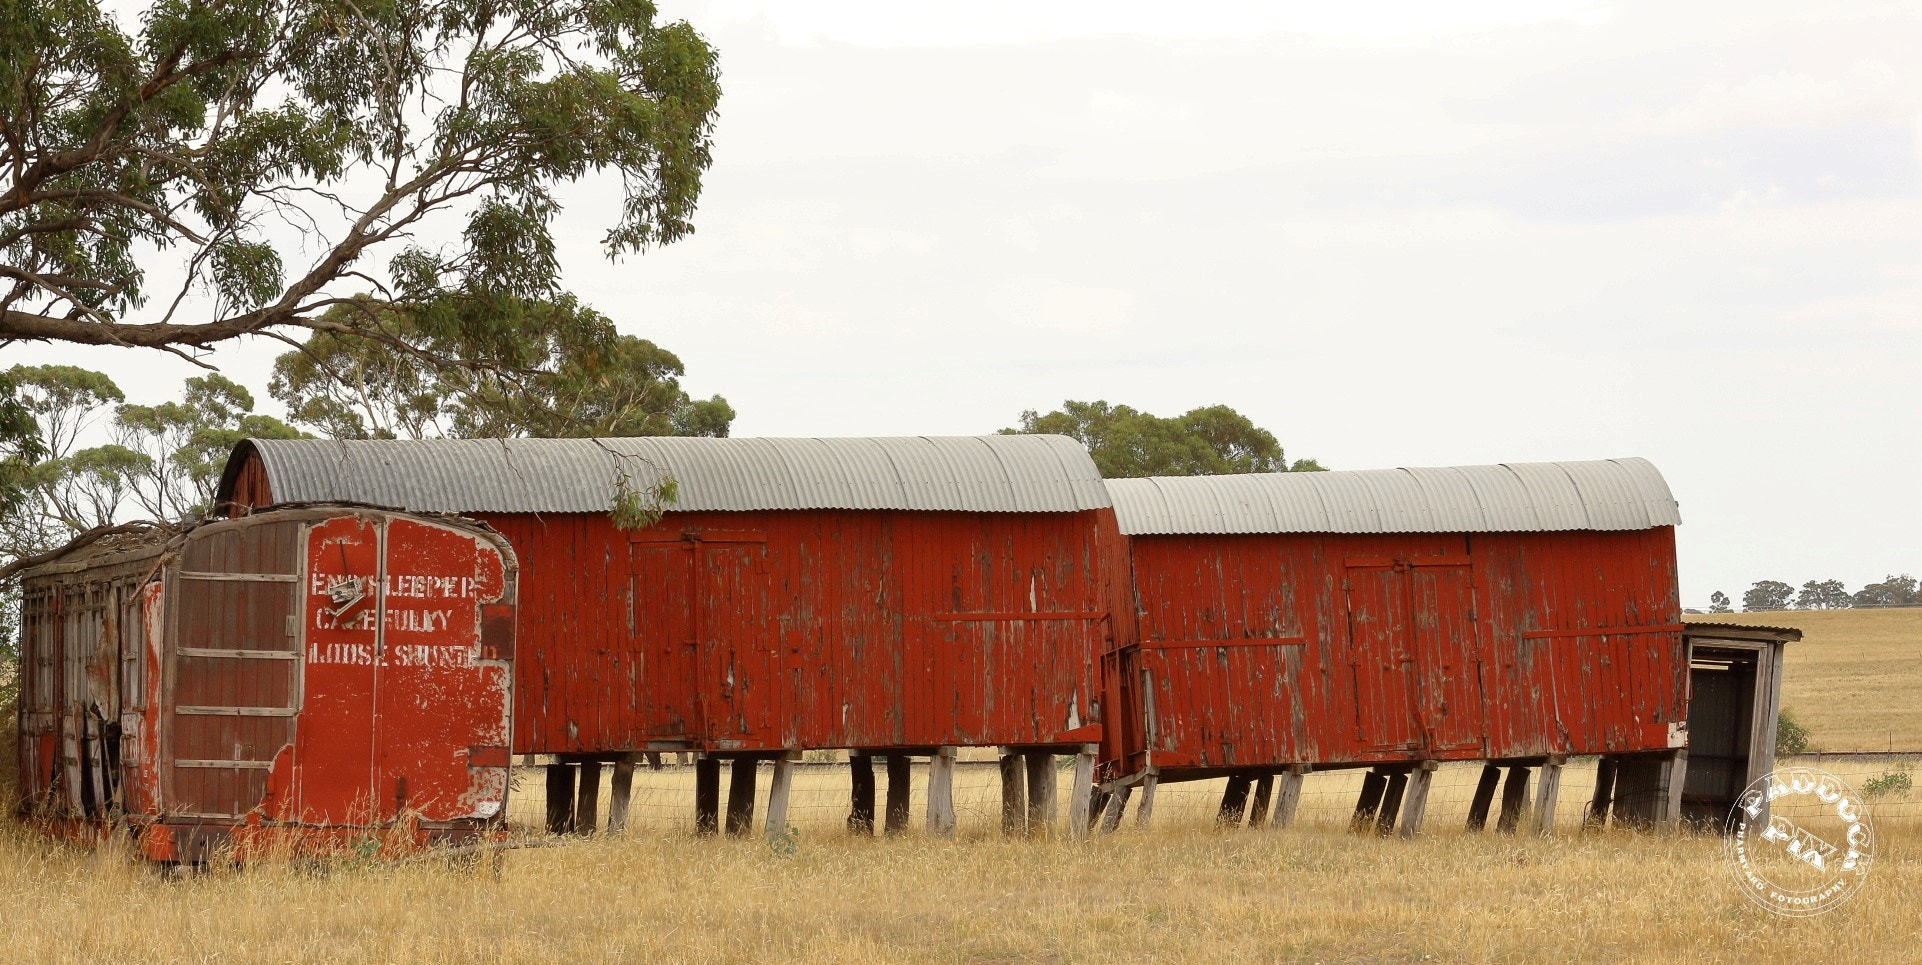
[1687,608,1922,752]
[2,608,1917,962]
[0,814,1915,963]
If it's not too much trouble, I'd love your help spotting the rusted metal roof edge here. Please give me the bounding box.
[1108,457,1682,535]
[221,435,1113,515]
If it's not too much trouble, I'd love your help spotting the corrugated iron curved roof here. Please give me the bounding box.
[1105,457,1679,535]
[220,436,1111,514]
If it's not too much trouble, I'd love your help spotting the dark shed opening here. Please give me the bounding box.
[1681,622,1799,828]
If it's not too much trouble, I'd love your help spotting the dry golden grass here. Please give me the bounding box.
[1688,608,1922,752]
[2,815,1916,963]
[5,611,1917,963]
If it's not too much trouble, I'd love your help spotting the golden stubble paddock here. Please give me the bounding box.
[1,817,1916,964]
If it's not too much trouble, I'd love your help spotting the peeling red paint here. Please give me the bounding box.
[1101,528,1685,780]
[13,507,517,860]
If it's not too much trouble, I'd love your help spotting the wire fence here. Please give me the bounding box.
[504,752,1921,839]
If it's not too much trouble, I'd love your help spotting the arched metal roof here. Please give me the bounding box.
[1104,457,1679,535]
[220,435,1111,514]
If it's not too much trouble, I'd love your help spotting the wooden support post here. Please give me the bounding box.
[1134,772,1160,829]
[1495,766,1531,834]
[694,756,720,836]
[1217,775,1253,828]
[1660,750,1688,831]
[1533,756,1565,835]
[1087,787,1111,833]
[545,763,576,835]
[725,758,759,836]
[764,754,795,841]
[574,760,603,835]
[883,754,912,836]
[1271,765,1307,829]
[1398,761,1437,839]
[927,746,957,837]
[1585,756,1617,830]
[1099,784,1133,833]
[999,752,1028,835]
[606,755,636,835]
[1026,752,1057,833]
[1067,744,1097,841]
[645,752,664,771]
[848,753,876,835]
[1376,770,1409,835]
[1465,763,1501,832]
[1247,775,1275,828]
[1351,770,1388,833]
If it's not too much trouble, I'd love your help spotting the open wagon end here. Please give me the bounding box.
[14,506,518,864]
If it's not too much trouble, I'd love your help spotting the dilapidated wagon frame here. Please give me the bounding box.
[1097,458,1699,836]
[219,436,1128,839]
[14,506,518,863]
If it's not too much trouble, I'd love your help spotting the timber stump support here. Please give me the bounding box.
[725,758,759,837]
[1271,765,1308,829]
[1099,783,1132,833]
[1465,763,1502,832]
[884,754,912,836]
[545,763,576,835]
[1495,765,1531,834]
[607,755,636,835]
[1585,756,1617,830]
[848,753,876,835]
[1376,770,1409,835]
[1025,752,1056,833]
[1533,756,1566,835]
[999,752,1028,835]
[1247,775,1275,828]
[1351,769,1389,833]
[1067,744,1098,841]
[575,760,603,836]
[1398,761,1438,839]
[1134,772,1160,829]
[927,746,958,837]
[1217,775,1253,828]
[1660,750,1688,831]
[694,756,721,836]
[764,753,796,841]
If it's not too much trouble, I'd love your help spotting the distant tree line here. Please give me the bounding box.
[1701,574,1921,613]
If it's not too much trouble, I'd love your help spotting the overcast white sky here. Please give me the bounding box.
[12,1,1922,606]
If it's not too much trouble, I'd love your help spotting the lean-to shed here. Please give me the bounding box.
[1097,458,1689,832]
[218,436,1127,834]
[14,507,517,863]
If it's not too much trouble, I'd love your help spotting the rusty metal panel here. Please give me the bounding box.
[487,506,1121,756]
[1108,526,1684,780]
[13,507,517,859]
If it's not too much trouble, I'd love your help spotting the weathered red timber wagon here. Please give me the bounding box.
[14,506,518,863]
[217,436,1127,837]
[1096,457,1692,835]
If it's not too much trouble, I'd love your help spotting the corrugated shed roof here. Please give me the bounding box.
[1105,457,1680,535]
[1683,622,1805,642]
[221,436,1111,514]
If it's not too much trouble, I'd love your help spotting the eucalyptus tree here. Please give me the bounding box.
[0,0,720,362]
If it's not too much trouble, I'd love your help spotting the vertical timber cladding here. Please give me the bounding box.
[13,507,516,853]
[1106,458,1686,779]
[212,435,1123,759]
[490,507,1119,754]
[291,514,513,824]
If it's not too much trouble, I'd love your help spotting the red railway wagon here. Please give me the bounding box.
[1096,458,1691,834]
[218,436,1127,837]
[14,506,518,863]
